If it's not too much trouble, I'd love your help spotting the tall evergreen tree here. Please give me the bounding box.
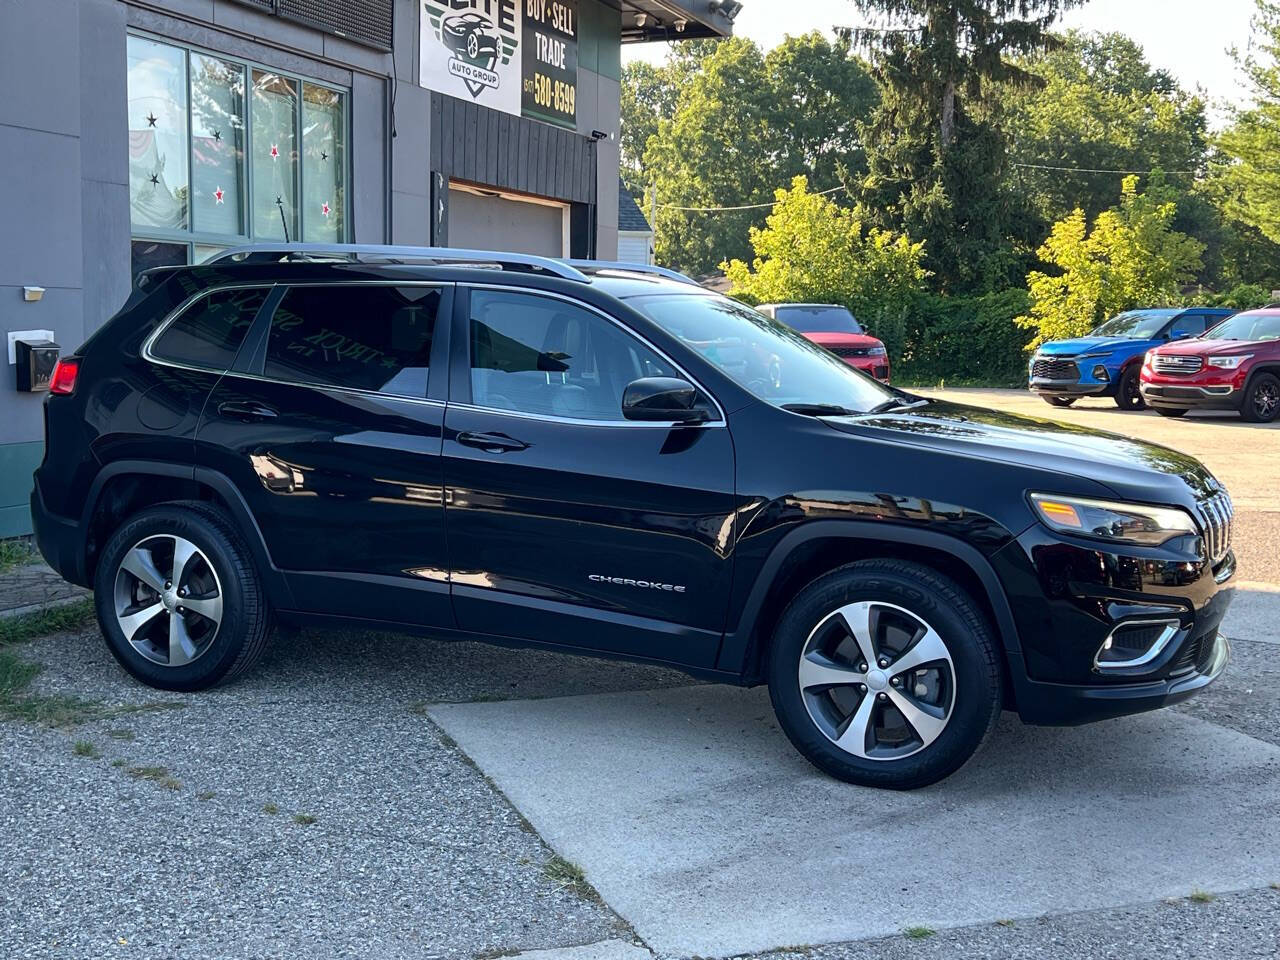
[843,0,1084,293]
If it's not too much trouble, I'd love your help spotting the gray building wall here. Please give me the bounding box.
[0,0,628,536]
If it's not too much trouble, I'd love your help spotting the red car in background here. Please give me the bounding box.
[1140,308,1280,422]
[756,303,891,383]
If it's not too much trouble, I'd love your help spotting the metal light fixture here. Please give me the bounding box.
[710,0,744,19]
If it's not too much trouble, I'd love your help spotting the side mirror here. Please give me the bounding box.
[622,377,710,424]
[1170,328,1193,340]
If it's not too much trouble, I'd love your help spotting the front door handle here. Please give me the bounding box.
[218,400,278,421]
[456,431,529,453]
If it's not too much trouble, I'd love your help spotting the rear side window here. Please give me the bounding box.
[150,287,268,370]
[265,284,441,397]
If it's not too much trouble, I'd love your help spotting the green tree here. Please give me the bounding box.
[1016,175,1205,347]
[723,176,927,359]
[1213,2,1280,246]
[844,0,1084,293]
[638,33,877,276]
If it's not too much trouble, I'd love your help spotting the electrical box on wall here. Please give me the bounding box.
[14,339,60,392]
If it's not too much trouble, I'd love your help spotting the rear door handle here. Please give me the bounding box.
[218,400,278,421]
[456,431,529,453]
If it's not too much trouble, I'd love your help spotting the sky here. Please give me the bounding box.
[623,0,1259,121]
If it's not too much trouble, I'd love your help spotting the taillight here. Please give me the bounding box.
[49,357,80,395]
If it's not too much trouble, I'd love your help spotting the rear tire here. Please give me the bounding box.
[1242,372,1280,423]
[1113,365,1145,410]
[1154,407,1189,418]
[767,560,1002,790]
[1043,396,1075,407]
[94,501,271,691]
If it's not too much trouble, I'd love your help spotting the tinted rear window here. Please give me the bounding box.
[150,287,268,370]
[265,284,442,397]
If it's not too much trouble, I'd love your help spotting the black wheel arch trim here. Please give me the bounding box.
[78,459,294,608]
[716,520,1024,678]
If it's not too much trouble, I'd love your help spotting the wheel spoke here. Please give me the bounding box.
[181,594,222,626]
[836,602,878,669]
[170,537,200,589]
[833,691,877,759]
[119,602,165,642]
[120,547,166,594]
[887,687,948,748]
[798,652,864,691]
[889,627,950,675]
[168,613,198,667]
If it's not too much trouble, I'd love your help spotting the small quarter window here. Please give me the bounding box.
[151,287,268,370]
[265,285,441,397]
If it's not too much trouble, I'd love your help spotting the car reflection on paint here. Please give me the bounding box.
[443,13,499,62]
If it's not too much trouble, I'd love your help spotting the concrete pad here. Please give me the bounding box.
[512,940,651,960]
[1224,581,1280,645]
[431,686,1280,957]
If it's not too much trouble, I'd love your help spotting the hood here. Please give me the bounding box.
[823,400,1221,506]
[1036,336,1151,357]
[803,332,884,349]
[1155,337,1253,356]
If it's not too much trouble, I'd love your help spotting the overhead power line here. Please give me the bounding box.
[1011,162,1198,175]
[658,185,847,212]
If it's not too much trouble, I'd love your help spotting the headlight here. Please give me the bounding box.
[1207,355,1251,369]
[1029,493,1198,547]
[867,345,887,357]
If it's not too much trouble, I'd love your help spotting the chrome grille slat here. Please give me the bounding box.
[1196,490,1233,563]
[1152,354,1204,375]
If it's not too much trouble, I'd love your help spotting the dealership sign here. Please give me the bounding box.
[421,1,578,131]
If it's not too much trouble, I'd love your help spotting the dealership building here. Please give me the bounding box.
[0,0,736,536]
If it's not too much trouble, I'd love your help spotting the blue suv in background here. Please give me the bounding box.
[1029,307,1234,410]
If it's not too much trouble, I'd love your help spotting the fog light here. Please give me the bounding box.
[1095,619,1180,670]
[1093,365,1110,381]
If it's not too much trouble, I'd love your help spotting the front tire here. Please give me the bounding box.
[1154,407,1189,418]
[1242,372,1280,423]
[1043,396,1075,408]
[767,560,1002,790]
[94,502,271,691]
[1113,365,1145,410]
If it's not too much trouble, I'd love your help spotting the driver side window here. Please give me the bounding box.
[1170,314,1208,339]
[467,289,674,421]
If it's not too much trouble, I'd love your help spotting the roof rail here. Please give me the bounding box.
[564,259,701,287]
[207,243,590,283]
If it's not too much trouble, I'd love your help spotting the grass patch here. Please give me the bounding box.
[0,600,102,728]
[107,728,135,741]
[111,758,126,768]
[196,790,216,801]
[72,740,100,758]
[262,802,280,815]
[127,765,181,790]
[0,537,34,573]
[1189,889,1217,904]
[543,855,593,898]
[0,599,96,646]
[408,700,431,716]
[292,813,317,826]
[994,918,1015,928]
[903,926,936,940]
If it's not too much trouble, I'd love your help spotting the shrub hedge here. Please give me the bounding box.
[894,289,1033,387]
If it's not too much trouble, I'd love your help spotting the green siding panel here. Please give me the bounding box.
[581,1,621,81]
[0,440,44,537]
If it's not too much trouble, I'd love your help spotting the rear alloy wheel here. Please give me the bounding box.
[1043,396,1076,408]
[1154,407,1189,418]
[95,503,271,691]
[768,560,1001,789]
[1243,372,1280,423]
[1113,365,1145,410]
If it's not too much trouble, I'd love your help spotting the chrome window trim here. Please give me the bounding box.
[460,282,728,428]
[140,281,280,376]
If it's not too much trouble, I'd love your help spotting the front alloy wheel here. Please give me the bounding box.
[768,560,1002,789]
[1243,372,1280,423]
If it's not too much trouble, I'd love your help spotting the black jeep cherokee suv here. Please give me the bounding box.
[32,245,1236,789]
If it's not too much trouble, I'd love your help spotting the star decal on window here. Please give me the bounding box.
[148,173,160,187]
[269,144,279,160]
[321,201,331,217]
[320,150,328,162]
[146,113,158,127]
[214,186,225,205]
[213,130,222,143]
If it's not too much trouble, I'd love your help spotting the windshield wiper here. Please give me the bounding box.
[867,397,929,414]
[781,403,856,417]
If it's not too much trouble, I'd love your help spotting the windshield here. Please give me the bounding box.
[773,305,864,335]
[1202,311,1280,342]
[630,294,896,413]
[1092,310,1175,339]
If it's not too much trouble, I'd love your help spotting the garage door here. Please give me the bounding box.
[448,186,568,257]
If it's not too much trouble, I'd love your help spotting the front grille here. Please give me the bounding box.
[1153,354,1204,376]
[1169,630,1218,676]
[832,346,872,358]
[1031,357,1080,381]
[1196,490,1234,563]
[873,364,889,380]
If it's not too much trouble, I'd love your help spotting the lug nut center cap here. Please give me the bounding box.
[866,669,888,691]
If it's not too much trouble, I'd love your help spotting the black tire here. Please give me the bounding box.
[1154,407,1189,418]
[1242,372,1280,423]
[94,501,271,691]
[1043,396,1076,407]
[1113,365,1145,410]
[767,559,1002,790]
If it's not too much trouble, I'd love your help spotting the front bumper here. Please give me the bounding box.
[1028,377,1110,397]
[1140,382,1241,411]
[841,356,891,382]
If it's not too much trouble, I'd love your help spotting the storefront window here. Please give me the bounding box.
[128,36,189,231]
[191,53,247,237]
[302,83,345,243]
[126,33,348,274]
